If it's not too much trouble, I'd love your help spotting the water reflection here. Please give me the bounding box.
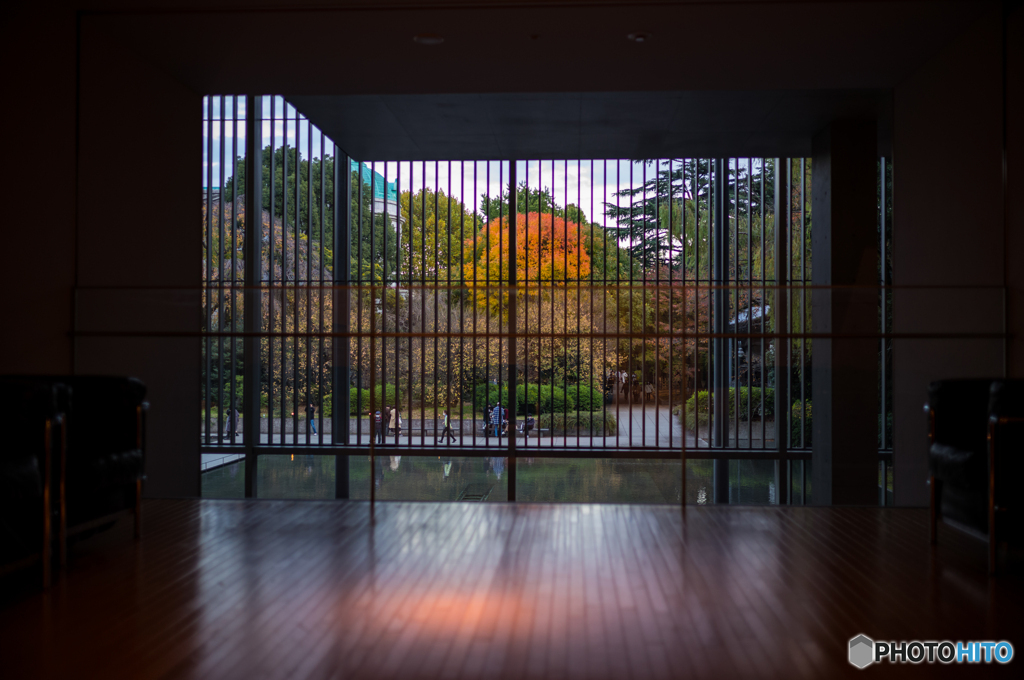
[202,460,245,499]
[356,455,509,501]
[201,455,787,504]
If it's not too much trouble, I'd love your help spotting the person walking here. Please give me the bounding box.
[483,403,491,435]
[644,381,654,402]
[522,413,535,440]
[491,402,502,438]
[306,401,317,435]
[438,409,456,444]
[388,406,398,443]
[393,407,402,444]
[373,409,384,445]
[225,405,240,438]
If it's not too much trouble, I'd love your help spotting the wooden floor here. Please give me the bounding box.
[1,500,1021,679]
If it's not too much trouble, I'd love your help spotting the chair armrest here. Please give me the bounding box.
[924,403,934,447]
[139,401,149,481]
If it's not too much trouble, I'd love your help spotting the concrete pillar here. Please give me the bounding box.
[811,120,879,506]
[243,95,263,499]
[712,159,730,503]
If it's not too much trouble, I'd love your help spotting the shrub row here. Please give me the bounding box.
[678,387,776,430]
[345,384,404,415]
[675,389,814,446]
[472,382,604,414]
[791,401,812,447]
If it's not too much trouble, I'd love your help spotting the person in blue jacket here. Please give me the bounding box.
[491,402,502,438]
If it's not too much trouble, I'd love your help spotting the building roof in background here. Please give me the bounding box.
[351,160,398,203]
[729,305,770,327]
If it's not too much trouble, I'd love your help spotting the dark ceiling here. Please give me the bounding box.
[90,0,989,159]
[289,89,891,160]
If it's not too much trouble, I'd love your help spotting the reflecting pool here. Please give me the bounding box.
[202,455,798,504]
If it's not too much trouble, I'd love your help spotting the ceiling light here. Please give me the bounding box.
[627,32,651,43]
[413,34,444,46]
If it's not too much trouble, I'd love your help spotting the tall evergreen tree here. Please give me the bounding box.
[604,159,775,269]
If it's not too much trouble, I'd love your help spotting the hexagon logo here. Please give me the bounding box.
[849,635,874,669]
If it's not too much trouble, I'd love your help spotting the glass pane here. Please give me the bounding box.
[515,458,681,503]
[202,460,245,498]
[513,458,788,505]
[256,454,336,499]
[728,459,777,504]
[348,455,508,502]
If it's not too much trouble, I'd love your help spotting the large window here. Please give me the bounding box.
[201,95,892,505]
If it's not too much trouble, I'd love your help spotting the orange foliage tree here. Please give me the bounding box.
[463,211,592,314]
[461,212,619,384]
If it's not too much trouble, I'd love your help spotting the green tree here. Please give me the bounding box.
[478,182,574,222]
[604,159,774,269]
[223,145,336,266]
[351,168,399,286]
[398,187,474,283]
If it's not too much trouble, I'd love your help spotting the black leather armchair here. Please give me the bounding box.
[985,380,1024,567]
[0,378,66,587]
[8,375,146,561]
[927,379,1023,573]
[58,376,147,546]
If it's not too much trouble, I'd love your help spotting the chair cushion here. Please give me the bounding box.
[928,441,988,532]
[928,379,995,453]
[66,483,138,527]
[67,448,143,490]
[937,481,989,534]
[928,442,986,484]
[988,384,1024,540]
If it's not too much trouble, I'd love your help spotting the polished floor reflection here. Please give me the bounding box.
[1,500,1021,679]
[202,455,794,503]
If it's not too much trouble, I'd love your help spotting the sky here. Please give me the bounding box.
[200,95,687,224]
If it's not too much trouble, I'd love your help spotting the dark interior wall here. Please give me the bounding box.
[0,3,202,497]
[0,4,77,374]
[74,20,201,497]
[892,5,1007,506]
[1008,4,1024,375]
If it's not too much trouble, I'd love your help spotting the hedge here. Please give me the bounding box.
[348,384,403,415]
[536,384,573,414]
[472,383,512,411]
[678,387,776,430]
[538,410,618,436]
[791,401,812,447]
[563,384,604,412]
[515,383,549,414]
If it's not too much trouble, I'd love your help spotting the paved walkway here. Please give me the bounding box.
[204,405,691,450]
